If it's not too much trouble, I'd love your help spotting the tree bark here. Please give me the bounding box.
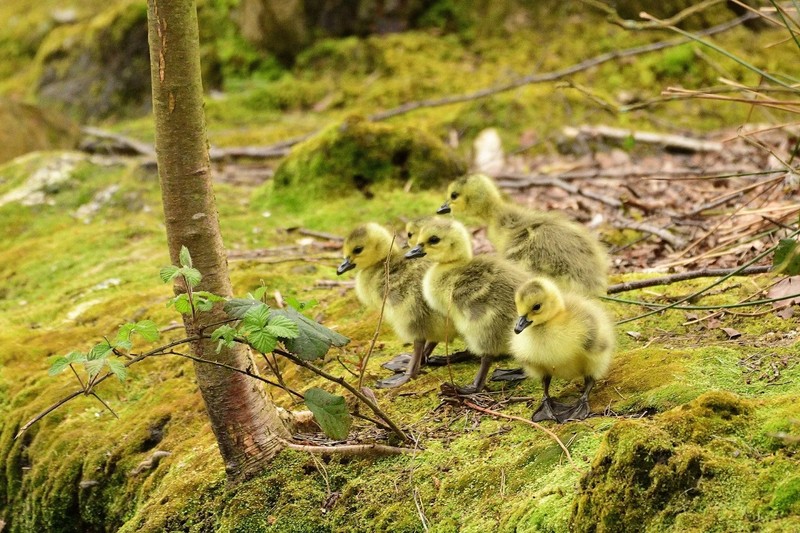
[146,0,289,482]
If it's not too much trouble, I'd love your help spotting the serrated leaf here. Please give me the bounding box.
[181,267,202,288]
[117,323,135,341]
[304,387,351,440]
[88,341,113,361]
[246,328,278,354]
[243,303,271,329]
[179,245,192,268]
[195,296,215,312]
[106,359,128,381]
[65,351,86,364]
[773,239,800,275]
[115,339,133,352]
[224,298,267,319]
[85,358,106,379]
[211,324,237,342]
[48,356,69,376]
[193,291,226,302]
[159,265,181,283]
[133,320,159,342]
[272,307,349,361]
[169,294,192,314]
[265,314,299,339]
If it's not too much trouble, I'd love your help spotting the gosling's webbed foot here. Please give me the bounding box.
[555,398,591,422]
[375,373,413,389]
[426,350,473,366]
[455,383,482,395]
[490,367,526,382]
[532,397,574,422]
[381,353,413,373]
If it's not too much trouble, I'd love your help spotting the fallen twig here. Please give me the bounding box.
[614,221,687,249]
[283,440,414,456]
[288,227,344,242]
[463,401,580,471]
[498,175,621,208]
[563,124,723,152]
[607,265,771,294]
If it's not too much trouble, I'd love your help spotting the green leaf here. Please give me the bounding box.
[211,324,237,342]
[116,323,135,342]
[88,341,113,361]
[48,356,69,376]
[253,285,268,301]
[272,308,350,361]
[179,245,192,268]
[193,291,226,302]
[181,267,202,288]
[265,314,299,339]
[243,303,271,329]
[286,296,318,311]
[85,358,106,379]
[106,359,128,382]
[115,339,133,352]
[195,295,215,312]
[304,387,352,441]
[773,238,800,275]
[224,298,267,319]
[211,325,237,352]
[159,265,181,283]
[246,329,278,353]
[169,294,192,314]
[65,351,86,364]
[133,320,159,342]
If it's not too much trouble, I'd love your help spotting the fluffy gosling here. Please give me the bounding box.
[438,173,608,296]
[511,277,614,422]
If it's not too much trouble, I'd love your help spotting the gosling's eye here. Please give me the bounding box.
[532,304,542,312]
[428,236,441,245]
[407,232,413,239]
[353,246,364,255]
[450,192,459,200]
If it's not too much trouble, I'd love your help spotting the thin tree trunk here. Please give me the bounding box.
[146,0,289,482]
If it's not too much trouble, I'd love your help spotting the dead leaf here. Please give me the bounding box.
[768,277,800,318]
[721,327,742,339]
[626,331,642,339]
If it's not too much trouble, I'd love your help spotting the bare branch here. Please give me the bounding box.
[607,265,771,294]
[283,440,415,456]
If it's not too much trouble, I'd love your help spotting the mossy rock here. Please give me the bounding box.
[0,99,79,164]
[272,117,466,198]
[571,419,706,532]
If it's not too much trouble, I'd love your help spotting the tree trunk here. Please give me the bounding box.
[146,0,289,482]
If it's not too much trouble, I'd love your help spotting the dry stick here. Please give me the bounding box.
[282,440,414,456]
[607,266,772,294]
[291,228,344,242]
[562,124,723,152]
[499,175,622,208]
[613,221,686,249]
[617,226,800,325]
[275,348,410,443]
[368,14,753,122]
[90,392,120,419]
[463,401,580,471]
[358,234,396,390]
[161,349,306,399]
[500,167,779,183]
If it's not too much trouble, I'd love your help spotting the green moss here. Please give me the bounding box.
[272,117,466,199]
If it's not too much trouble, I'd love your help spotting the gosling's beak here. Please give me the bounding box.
[437,201,451,214]
[405,245,426,259]
[514,316,532,334]
[337,258,356,275]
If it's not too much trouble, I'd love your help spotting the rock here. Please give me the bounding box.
[0,99,79,165]
[0,152,85,208]
[273,116,466,198]
[472,128,505,177]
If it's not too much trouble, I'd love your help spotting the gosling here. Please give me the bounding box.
[510,277,614,422]
[438,173,608,296]
[405,218,528,394]
[338,223,456,388]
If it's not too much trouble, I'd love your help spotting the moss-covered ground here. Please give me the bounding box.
[0,148,798,532]
[1,1,800,531]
